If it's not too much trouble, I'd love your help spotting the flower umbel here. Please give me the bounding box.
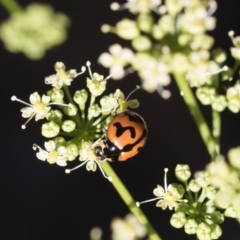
[136,168,186,210]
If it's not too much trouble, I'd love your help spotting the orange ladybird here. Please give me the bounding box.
[94,111,147,162]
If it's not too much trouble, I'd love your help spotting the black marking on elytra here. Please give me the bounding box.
[121,128,147,153]
[124,111,144,124]
[113,122,136,138]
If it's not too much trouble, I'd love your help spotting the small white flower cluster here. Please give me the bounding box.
[12,61,140,181]
[0,3,70,60]
[99,0,218,98]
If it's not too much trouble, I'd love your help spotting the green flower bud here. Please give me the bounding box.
[171,183,185,198]
[212,95,227,112]
[137,14,153,33]
[64,103,78,116]
[175,202,189,213]
[212,49,227,64]
[46,110,63,123]
[206,186,217,200]
[189,180,201,192]
[65,144,78,161]
[170,212,186,228]
[210,224,222,239]
[165,0,183,17]
[54,136,66,149]
[62,120,76,132]
[175,164,191,181]
[42,121,60,138]
[228,147,240,169]
[88,104,101,119]
[74,89,88,110]
[178,33,191,46]
[152,25,164,39]
[210,211,224,224]
[116,19,140,40]
[132,36,151,51]
[184,219,198,235]
[215,188,236,209]
[196,223,211,240]
[196,87,215,105]
[158,15,175,34]
[47,88,64,102]
[224,206,236,218]
[196,172,210,188]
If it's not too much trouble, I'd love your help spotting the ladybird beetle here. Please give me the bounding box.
[94,111,147,162]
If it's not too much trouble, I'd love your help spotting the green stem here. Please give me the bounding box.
[0,0,22,13]
[183,181,194,204]
[63,85,83,129]
[212,109,221,154]
[102,162,162,240]
[173,72,217,158]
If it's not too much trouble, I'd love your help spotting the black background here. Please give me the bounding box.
[1,0,240,239]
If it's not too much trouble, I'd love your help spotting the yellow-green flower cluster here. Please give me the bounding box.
[205,150,240,223]
[99,0,217,97]
[136,164,239,239]
[0,3,70,60]
[12,62,139,177]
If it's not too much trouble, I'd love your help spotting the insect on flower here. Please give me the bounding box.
[65,87,148,181]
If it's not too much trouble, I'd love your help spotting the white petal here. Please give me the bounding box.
[98,53,113,67]
[109,44,122,55]
[57,146,67,155]
[30,92,40,105]
[55,62,65,71]
[21,107,34,118]
[45,75,58,84]
[56,159,67,167]
[44,140,55,152]
[42,95,51,104]
[153,185,165,197]
[36,150,48,161]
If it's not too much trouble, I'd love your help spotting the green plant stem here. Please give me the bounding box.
[0,0,22,13]
[212,109,221,154]
[102,162,162,240]
[173,72,216,158]
[63,85,83,129]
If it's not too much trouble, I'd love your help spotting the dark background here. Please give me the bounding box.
[1,0,240,239]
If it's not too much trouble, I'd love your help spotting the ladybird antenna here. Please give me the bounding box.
[65,161,88,174]
[126,85,141,100]
[95,160,112,182]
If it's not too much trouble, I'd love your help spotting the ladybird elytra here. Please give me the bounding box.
[95,111,147,162]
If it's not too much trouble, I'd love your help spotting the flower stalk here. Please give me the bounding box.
[0,0,22,13]
[173,72,217,158]
[102,162,162,240]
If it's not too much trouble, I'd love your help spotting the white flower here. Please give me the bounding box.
[100,88,139,115]
[45,62,85,89]
[98,44,134,80]
[33,140,67,166]
[136,168,186,210]
[139,59,171,95]
[180,3,216,35]
[111,214,147,240]
[86,61,111,96]
[229,31,240,60]
[65,141,112,181]
[11,92,51,129]
[111,0,162,14]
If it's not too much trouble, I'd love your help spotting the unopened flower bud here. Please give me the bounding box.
[74,89,88,110]
[189,180,201,192]
[175,164,191,181]
[62,120,76,132]
[64,103,77,116]
[170,212,186,228]
[184,219,198,235]
[42,121,60,138]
